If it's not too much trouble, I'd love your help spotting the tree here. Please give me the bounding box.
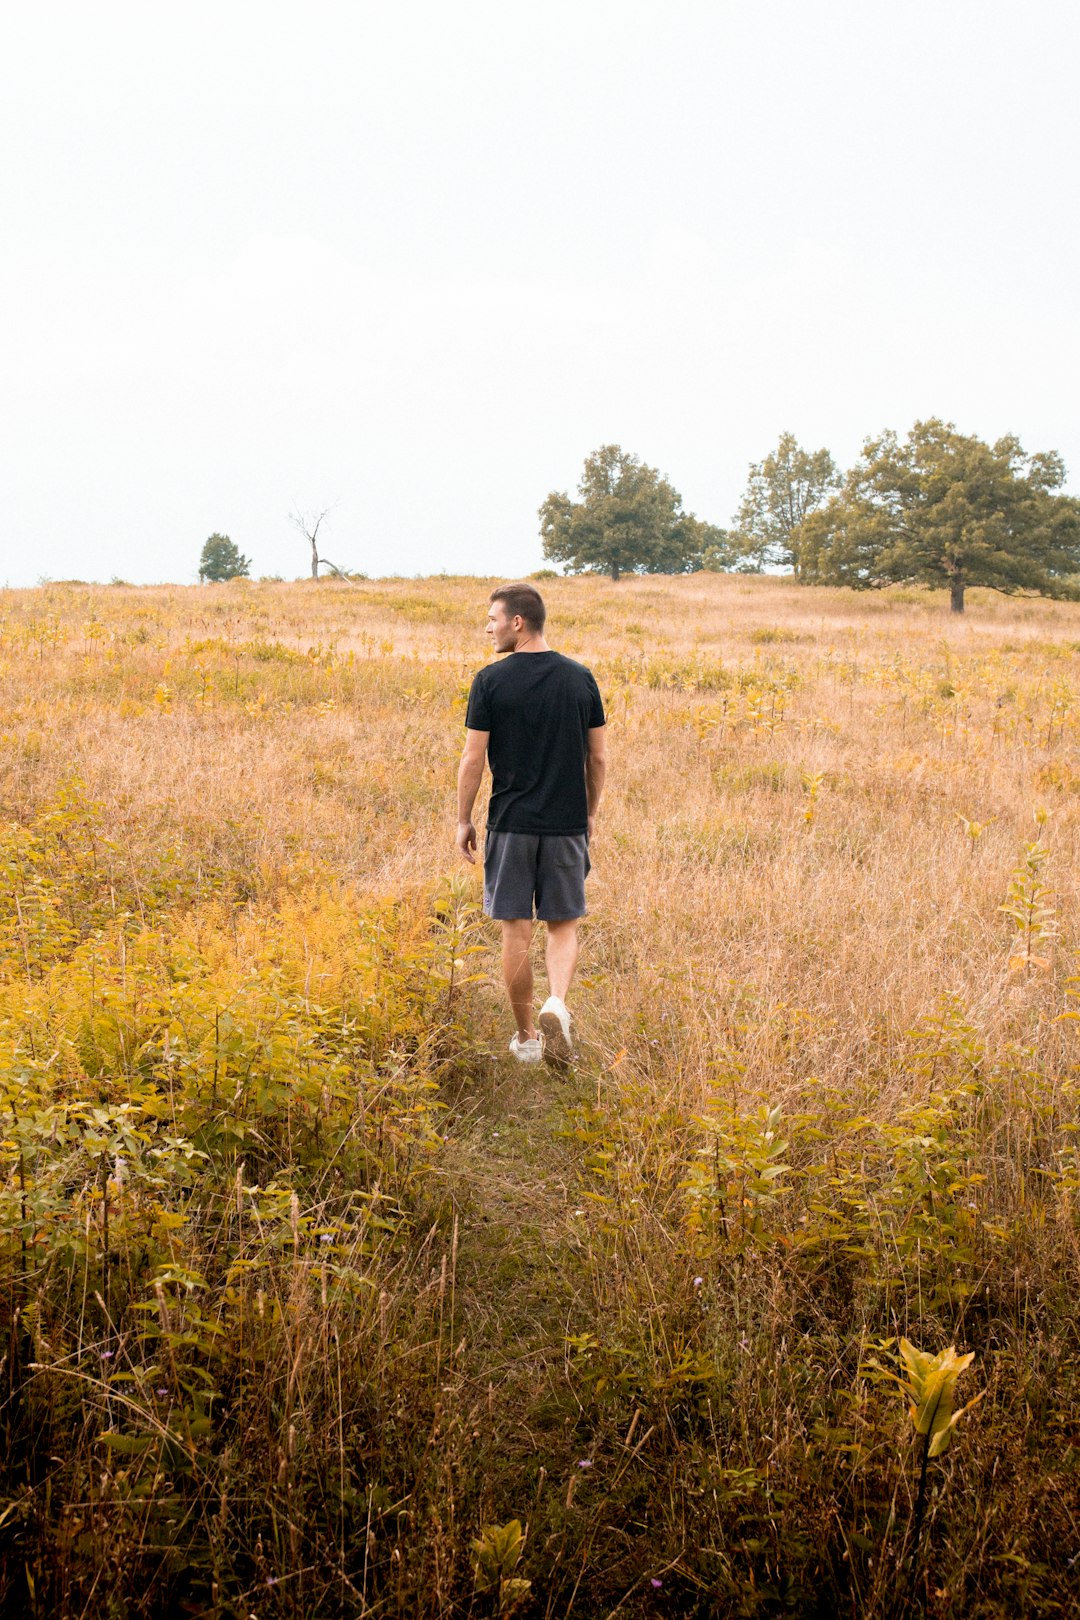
[289,506,332,579]
[731,431,841,572]
[700,528,768,574]
[797,420,1080,613]
[287,504,363,584]
[198,533,250,582]
[539,445,713,580]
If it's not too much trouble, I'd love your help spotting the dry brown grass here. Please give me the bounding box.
[2,573,1080,1617]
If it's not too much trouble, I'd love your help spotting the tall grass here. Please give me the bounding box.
[1,574,1079,1616]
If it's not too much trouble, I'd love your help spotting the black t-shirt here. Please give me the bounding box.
[465,651,606,834]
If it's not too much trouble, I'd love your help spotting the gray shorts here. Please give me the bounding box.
[483,831,591,921]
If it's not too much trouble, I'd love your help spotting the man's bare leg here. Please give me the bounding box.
[538,919,578,1067]
[501,919,536,1041]
[544,919,579,1001]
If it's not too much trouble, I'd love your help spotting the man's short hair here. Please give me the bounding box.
[490,582,546,633]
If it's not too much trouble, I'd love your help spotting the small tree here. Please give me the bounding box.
[198,534,250,582]
[731,431,841,572]
[287,504,364,584]
[289,507,332,579]
[539,444,713,580]
[798,420,1080,612]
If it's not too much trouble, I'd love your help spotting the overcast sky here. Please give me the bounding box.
[2,1,1077,587]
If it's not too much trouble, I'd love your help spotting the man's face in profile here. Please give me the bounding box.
[486,602,518,653]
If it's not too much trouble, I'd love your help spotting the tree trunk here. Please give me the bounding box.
[950,576,965,614]
[610,562,621,581]
[310,539,319,579]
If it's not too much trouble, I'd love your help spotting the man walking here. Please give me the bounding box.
[456,583,606,1068]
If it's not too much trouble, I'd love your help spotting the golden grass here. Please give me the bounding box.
[2,573,1080,1617]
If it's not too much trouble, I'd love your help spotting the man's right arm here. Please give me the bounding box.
[586,725,606,840]
[456,728,489,863]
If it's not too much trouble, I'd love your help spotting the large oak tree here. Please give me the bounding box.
[797,420,1080,612]
[540,445,717,580]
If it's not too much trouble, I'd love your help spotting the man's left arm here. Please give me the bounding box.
[586,725,607,840]
[456,728,489,863]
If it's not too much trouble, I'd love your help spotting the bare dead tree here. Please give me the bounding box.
[289,506,332,579]
[288,504,364,586]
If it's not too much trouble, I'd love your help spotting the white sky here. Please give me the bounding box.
[2,1,1077,587]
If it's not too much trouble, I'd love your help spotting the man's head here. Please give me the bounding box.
[487,583,547,653]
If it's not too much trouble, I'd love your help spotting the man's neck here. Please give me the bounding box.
[511,634,551,654]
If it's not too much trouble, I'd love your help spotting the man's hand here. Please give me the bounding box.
[456,819,478,864]
[587,813,596,842]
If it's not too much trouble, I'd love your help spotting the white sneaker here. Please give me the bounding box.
[509,1033,543,1063]
[538,996,573,1068]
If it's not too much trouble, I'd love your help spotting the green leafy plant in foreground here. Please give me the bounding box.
[471,1518,531,1615]
[883,1339,985,1605]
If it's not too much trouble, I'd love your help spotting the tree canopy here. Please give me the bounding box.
[540,445,718,580]
[699,528,764,574]
[796,420,1080,612]
[732,431,841,571]
[199,533,250,583]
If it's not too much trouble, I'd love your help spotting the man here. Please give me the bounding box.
[456,582,606,1068]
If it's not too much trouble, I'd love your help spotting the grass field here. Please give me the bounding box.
[2,573,1079,1617]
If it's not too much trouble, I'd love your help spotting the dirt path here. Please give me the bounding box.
[439,1042,591,1405]
[425,1008,614,1598]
